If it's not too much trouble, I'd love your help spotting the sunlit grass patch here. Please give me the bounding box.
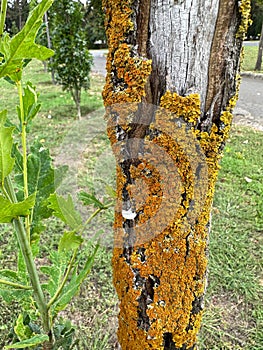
[242,45,263,73]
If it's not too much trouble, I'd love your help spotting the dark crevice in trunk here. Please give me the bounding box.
[148,57,168,106]
[191,295,204,315]
[163,332,197,350]
[204,1,243,126]
[136,0,151,57]
[185,232,191,262]
[137,247,146,262]
[163,333,176,349]
[137,274,160,331]
[144,0,167,106]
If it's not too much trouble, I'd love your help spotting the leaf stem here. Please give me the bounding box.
[47,249,78,310]
[0,278,32,290]
[46,202,114,310]
[80,201,114,235]
[17,80,31,240]
[0,0,7,36]
[4,175,50,334]
[17,81,28,199]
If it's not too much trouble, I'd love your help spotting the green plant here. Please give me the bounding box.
[0,1,112,349]
[49,0,93,119]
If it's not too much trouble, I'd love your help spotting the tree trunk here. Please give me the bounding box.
[255,22,263,71]
[44,11,55,84]
[71,87,81,119]
[18,0,22,30]
[102,1,251,349]
[76,98,81,120]
[43,60,48,73]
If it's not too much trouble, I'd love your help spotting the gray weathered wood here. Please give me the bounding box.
[148,0,219,109]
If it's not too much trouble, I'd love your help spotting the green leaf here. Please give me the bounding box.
[105,184,117,199]
[78,191,107,209]
[17,82,41,129]
[0,269,18,282]
[0,269,30,289]
[48,193,82,230]
[14,314,32,341]
[58,231,83,253]
[0,0,54,80]
[40,250,68,298]
[4,334,49,349]
[0,110,15,185]
[0,193,36,223]
[0,286,32,304]
[14,141,67,234]
[17,251,29,285]
[53,244,99,314]
[52,320,75,350]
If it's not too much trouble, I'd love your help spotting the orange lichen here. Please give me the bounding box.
[102,0,152,106]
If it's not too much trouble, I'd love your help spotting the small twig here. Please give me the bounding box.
[80,201,114,235]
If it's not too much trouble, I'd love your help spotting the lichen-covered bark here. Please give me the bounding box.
[102,1,251,349]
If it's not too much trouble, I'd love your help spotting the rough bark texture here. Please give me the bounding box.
[148,0,219,107]
[102,1,251,349]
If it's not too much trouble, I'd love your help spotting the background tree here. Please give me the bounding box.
[5,0,29,35]
[102,1,251,349]
[247,0,263,39]
[254,0,263,70]
[49,0,93,119]
[255,22,263,70]
[85,0,106,48]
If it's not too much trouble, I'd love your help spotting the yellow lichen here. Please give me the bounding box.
[237,0,252,39]
[160,91,201,126]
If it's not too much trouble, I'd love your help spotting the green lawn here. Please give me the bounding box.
[242,45,263,73]
[0,58,262,349]
[0,60,104,150]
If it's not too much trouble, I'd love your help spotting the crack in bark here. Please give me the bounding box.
[163,333,177,350]
[191,295,204,315]
[185,232,191,262]
[163,333,196,350]
[137,274,160,331]
[136,0,151,57]
[204,0,243,124]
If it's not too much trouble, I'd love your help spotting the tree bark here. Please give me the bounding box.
[102,1,251,349]
[255,22,263,71]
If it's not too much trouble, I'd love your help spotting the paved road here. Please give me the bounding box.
[90,50,263,131]
[234,76,263,131]
[243,41,259,47]
[90,49,107,76]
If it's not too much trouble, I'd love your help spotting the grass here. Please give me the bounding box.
[0,60,105,150]
[0,56,262,349]
[199,127,263,349]
[242,45,263,73]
